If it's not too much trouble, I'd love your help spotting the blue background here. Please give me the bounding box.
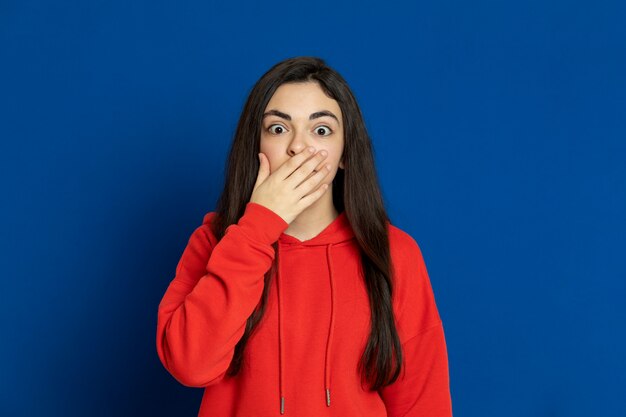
[1,0,625,416]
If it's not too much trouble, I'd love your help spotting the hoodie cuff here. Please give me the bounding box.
[236,202,290,245]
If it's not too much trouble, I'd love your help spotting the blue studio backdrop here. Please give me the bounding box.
[1,1,625,416]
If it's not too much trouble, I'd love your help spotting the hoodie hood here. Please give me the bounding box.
[274,211,355,413]
[277,211,354,247]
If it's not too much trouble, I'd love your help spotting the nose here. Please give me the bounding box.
[286,129,313,156]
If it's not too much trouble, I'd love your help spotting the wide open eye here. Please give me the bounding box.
[315,126,333,136]
[267,124,287,135]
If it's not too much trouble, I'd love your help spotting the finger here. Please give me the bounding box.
[275,147,317,180]
[287,150,329,187]
[295,163,332,197]
[299,181,330,205]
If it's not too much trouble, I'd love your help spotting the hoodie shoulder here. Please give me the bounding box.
[202,211,216,226]
[184,211,218,251]
[386,222,442,343]
[387,222,427,287]
[387,222,423,260]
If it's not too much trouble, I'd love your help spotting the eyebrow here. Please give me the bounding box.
[262,109,340,124]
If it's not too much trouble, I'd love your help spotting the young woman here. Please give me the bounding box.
[156,56,453,416]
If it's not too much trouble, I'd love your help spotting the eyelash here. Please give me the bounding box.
[266,123,333,137]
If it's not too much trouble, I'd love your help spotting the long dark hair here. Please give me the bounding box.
[210,56,403,391]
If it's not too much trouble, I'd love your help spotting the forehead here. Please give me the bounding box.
[265,82,342,116]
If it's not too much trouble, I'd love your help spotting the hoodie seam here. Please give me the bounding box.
[279,239,354,249]
[173,226,214,286]
[401,320,443,346]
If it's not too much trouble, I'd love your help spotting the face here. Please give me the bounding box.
[260,81,345,187]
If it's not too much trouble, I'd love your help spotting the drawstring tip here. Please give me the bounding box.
[280,396,285,414]
[326,388,331,407]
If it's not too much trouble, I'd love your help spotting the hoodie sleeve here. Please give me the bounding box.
[378,231,453,417]
[156,202,289,387]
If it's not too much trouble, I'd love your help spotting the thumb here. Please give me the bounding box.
[254,152,269,187]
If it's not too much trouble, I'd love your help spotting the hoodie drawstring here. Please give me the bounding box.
[276,243,336,414]
[277,245,285,414]
[324,243,335,408]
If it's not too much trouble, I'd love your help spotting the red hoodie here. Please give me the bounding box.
[156,201,453,416]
